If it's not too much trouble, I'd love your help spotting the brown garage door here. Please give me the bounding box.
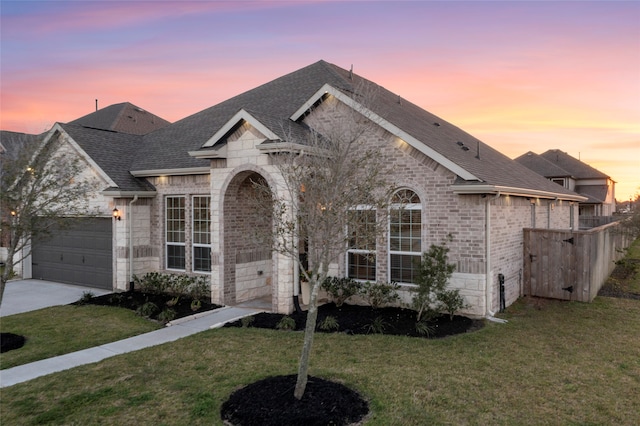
[32,218,113,290]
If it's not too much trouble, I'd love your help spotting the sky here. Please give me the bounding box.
[1,0,639,201]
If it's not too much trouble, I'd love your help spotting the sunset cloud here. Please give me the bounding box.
[1,1,638,199]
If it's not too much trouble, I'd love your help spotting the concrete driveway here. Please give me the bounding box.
[0,279,111,317]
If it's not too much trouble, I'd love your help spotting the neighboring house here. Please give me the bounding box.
[515,150,616,216]
[0,131,43,277]
[2,60,587,317]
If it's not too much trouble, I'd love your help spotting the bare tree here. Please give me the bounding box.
[254,91,395,399]
[0,131,99,305]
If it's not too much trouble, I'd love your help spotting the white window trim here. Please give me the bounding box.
[192,196,211,273]
[388,191,422,285]
[165,196,186,271]
[346,206,377,282]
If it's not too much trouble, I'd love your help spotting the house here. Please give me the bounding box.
[515,150,616,216]
[0,130,43,277]
[3,60,587,317]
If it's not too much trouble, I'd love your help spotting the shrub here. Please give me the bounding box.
[318,315,339,331]
[108,293,124,304]
[136,302,159,317]
[412,243,456,322]
[359,281,400,308]
[133,273,210,301]
[158,308,176,324]
[437,289,469,320]
[134,272,170,294]
[276,316,296,331]
[188,277,209,301]
[77,291,95,305]
[241,316,255,328]
[321,276,361,307]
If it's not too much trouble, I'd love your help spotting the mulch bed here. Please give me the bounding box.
[224,302,482,338]
[0,333,26,353]
[73,290,223,322]
[220,374,369,426]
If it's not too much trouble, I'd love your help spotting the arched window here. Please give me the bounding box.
[389,189,422,284]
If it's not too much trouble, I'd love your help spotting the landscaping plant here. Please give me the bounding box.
[321,276,361,307]
[412,242,456,322]
[359,281,400,308]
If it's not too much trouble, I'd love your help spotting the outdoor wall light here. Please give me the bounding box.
[112,208,121,221]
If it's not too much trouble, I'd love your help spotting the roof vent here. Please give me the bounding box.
[433,122,440,127]
[457,141,464,146]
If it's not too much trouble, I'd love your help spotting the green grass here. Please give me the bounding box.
[1,305,161,369]
[1,296,639,425]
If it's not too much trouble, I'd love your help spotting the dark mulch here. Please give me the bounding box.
[1,333,26,353]
[73,290,223,322]
[220,374,369,426]
[225,302,483,339]
[598,259,640,300]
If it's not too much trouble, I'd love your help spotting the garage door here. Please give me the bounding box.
[32,218,113,290]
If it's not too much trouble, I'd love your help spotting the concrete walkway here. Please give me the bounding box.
[0,280,263,388]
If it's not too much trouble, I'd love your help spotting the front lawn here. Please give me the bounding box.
[1,305,161,369]
[1,295,639,425]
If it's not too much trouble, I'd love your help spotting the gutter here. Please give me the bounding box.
[453,184,587,202]
[101,190,156,198]
[130,167,211,177]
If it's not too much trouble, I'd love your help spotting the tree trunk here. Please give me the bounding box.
[0,245,15,307]
[293,276,321,400]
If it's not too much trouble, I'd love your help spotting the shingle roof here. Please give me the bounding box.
[0,131,44,178]
[59,124,155,192]
[514,151,574,178]
[133,60,580,198]
[69,102,170,135]
[0,131,42,160]
[539,149,609,180]
[575,185,609,203]
[132,61,348,171]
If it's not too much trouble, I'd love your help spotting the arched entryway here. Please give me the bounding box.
[222,171,274,308]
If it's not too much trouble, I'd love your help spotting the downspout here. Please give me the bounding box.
[292,203,302,313]
[128,195,139,291]
[485,192,507,323]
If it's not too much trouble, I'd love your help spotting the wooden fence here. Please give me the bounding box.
[523,220,633,302]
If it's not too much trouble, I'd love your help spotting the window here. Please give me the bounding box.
[166,196,186,270]
[389,189,421,284]
[192,196,211,272]
[347,208,377,281]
